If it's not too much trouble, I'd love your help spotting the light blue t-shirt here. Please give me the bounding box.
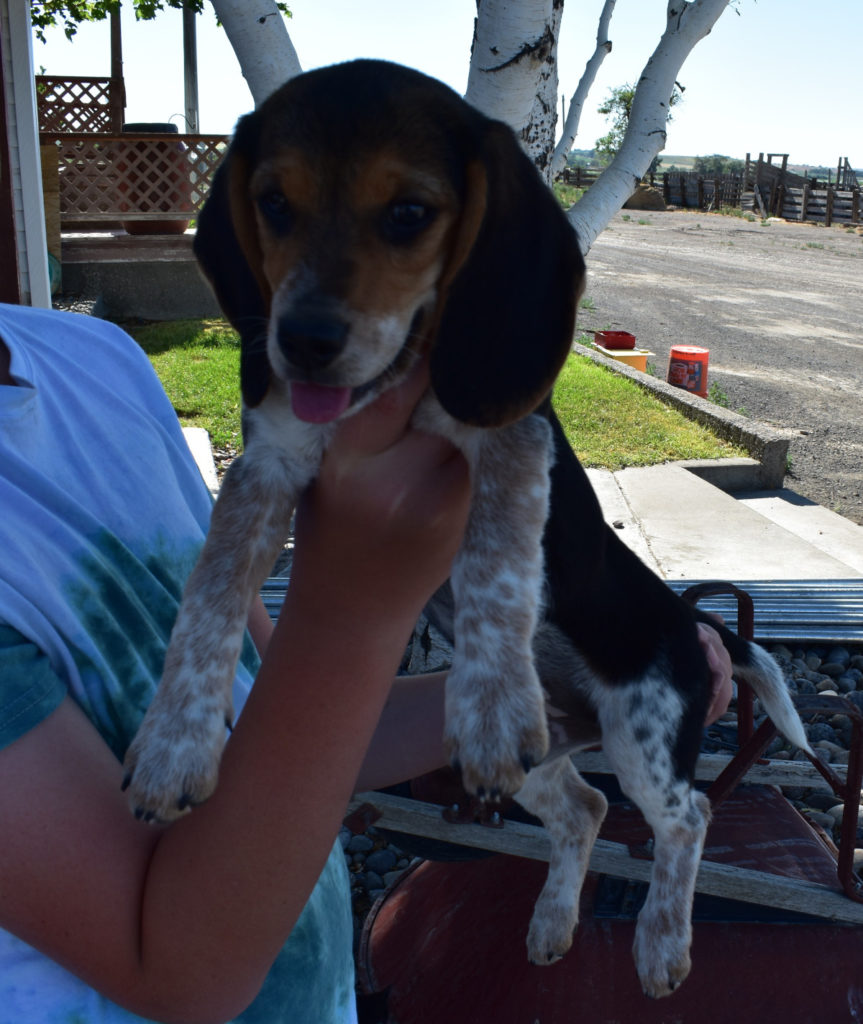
[0,304,356,1024]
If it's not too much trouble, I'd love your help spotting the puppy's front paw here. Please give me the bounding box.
[122,690,233,823]
[445,661,548,798]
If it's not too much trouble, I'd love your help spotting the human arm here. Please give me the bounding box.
[246,592,275,655]
[0,360,469,1024]
[699,620,734,725]
[357,595,737,794]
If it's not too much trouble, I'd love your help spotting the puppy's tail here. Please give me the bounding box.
[730,641,813,755]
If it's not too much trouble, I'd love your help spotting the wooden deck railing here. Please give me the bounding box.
[41,132,228,225]
[36,75,125,134]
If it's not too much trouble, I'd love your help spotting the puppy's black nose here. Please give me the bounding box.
[277,313,349,373]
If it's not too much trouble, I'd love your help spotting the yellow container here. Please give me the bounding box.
[594,343,654,373]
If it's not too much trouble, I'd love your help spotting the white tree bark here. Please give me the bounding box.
[521,0,564,181]
[568,0,731,253]
[548,0,616,180]
[208,0,735,255]
[208,0,302,106]
[465,0,557,134]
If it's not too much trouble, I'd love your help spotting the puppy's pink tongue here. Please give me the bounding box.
[290,382,352,423]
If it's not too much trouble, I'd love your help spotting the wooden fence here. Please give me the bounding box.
[563,167,746,212]
[39,72,862,233]
[662,172,744,210]
[561,153,862,226]
[36,75,228,228]
[42,132,228,225]
[774,185,861,226]
[560,166,601,188]
[36,75,125,134]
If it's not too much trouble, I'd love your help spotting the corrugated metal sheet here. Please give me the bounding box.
[263,576,863,643]
[667,579,863,642]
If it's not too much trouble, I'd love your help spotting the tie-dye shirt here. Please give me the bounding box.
[0,304,356,1024]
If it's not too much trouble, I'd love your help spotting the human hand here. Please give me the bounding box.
[291,359,471,625]
[698,619,734,725]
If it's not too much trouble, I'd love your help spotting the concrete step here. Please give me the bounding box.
[183,418,863,589]
[61,231,220,321]
[587,464,863,582]
[736,490,863,575]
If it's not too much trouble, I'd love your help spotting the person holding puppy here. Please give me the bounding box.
[0,303,731,1023]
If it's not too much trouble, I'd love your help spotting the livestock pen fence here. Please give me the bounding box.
[658,153,861,225]
[562,153,862,226]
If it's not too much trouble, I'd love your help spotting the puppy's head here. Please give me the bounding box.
[195,59,585,426]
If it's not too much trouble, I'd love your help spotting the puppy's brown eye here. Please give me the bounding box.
[383,201,435,243]
[258,191,292,232]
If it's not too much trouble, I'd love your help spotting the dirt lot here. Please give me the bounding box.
[577,209,863,525]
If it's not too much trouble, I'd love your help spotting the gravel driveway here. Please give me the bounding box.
[578,209,863,525]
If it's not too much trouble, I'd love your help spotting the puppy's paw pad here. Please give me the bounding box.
[634,932,691,999]
[526,911,576,966]
[446,721,548,799]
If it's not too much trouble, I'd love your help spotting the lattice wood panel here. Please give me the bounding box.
[36,77,123,134]
[42,134,227,222]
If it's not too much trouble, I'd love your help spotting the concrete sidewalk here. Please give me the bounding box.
[587,463,863,581]
[183,427,863,639]
[184,425,863,581]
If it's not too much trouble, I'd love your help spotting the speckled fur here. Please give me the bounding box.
[122,62,585,821]
[504,620,807,998]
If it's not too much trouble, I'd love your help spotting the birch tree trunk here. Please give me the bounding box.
[521,0,564,181]
[209,0,735,254]
[465,0,557,137]
[567,0,731,253]
[209,0,301,106]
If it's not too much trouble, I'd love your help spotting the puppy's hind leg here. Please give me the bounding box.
[630,785,710,999]
[516,756,608,965]
[599,677,711,998]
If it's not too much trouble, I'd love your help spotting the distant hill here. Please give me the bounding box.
[566,148,600,167]
[568,149,698,172]
[657,154,697,171]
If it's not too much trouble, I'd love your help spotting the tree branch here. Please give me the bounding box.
[568,0,731,253]
[549,0,616,180]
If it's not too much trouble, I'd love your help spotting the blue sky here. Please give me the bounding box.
[34,0,861,169]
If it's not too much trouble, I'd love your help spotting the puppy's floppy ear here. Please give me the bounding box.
[193,114,272,409]
[430,121,586,428]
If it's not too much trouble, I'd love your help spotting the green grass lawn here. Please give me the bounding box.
[554,353,741,466]
[127,318,243,450]
[128,318,742,467]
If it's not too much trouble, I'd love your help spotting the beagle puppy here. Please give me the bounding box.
[123,60,807,998]
[124,58,583,815]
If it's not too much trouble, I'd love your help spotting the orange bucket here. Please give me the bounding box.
[667,345,709,397]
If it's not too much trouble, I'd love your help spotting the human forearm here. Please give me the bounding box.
[0,356,471,1022]
[137,581,418,1021]
[355,671,448,792]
